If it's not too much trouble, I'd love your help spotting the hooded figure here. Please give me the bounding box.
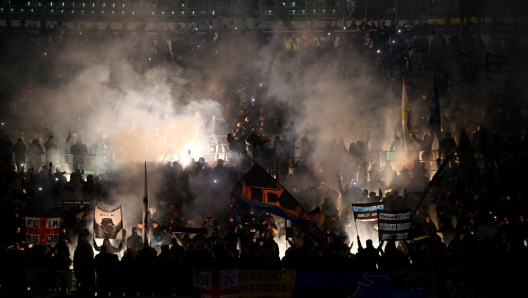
[126,227,143,252]
[94,217,123,239]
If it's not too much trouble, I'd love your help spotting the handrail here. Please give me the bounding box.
[2,0,526,26]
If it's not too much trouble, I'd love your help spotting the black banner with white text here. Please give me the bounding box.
[486,53,519,84]
[377,209,412,240]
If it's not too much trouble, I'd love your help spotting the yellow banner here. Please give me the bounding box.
[238,270,296,298]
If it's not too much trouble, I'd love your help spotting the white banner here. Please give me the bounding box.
[93,205,123,240]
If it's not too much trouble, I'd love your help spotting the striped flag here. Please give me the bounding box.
[232,164,325,243]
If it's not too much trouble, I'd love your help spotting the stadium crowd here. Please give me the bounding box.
[0,17,528,295]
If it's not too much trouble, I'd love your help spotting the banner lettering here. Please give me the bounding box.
[238,270,296,298]
[352,203,385,221]
[492,25,519,41]
[377,209,412,240]
[55,200,91,206]
[487,53,519,84]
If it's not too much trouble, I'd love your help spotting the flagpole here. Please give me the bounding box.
[142,161,149,246]
[354,218,359,238]
[402,76,407,151]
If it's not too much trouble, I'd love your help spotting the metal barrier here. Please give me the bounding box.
[15,153,98,174]
[195,134,232,163]
[10,142,518,178]
[1,0,525,25]
[377,150,440,179]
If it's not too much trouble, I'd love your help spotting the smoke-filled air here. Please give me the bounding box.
[4,26,407,246]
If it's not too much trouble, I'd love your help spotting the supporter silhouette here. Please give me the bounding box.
[70,136,88,171]
[126,227,143,252]
[93,238,123,255]
[13,138,26,172]
[44,135,60,165]
[356,236,382,268]
[27,139,44,171]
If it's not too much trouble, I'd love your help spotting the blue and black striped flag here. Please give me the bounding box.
[232,164,325,243]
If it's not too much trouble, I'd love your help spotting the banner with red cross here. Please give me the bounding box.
[193,269,239,298]
[25,217,61,246]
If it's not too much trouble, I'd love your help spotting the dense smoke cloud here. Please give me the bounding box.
[6,26,411,252]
